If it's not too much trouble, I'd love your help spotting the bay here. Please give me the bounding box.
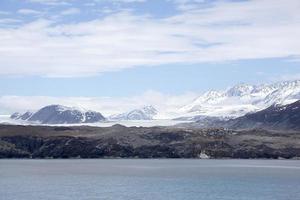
[1,159,300,200]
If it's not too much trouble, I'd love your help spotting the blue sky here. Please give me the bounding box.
[0,0,300,113]
[0,58,300,97]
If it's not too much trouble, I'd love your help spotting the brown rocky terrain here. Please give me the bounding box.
[1,124,300,159]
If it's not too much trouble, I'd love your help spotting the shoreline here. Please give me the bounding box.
[1,124,300,159]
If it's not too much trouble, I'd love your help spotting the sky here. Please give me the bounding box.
[0,0,300,114]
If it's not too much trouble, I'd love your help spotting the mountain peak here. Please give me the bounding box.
[10,104,105,124]
[226,83,255,97]
[141,105,157,115]
[109,105,158,120]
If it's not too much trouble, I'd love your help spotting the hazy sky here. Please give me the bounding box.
[0,0,300,113]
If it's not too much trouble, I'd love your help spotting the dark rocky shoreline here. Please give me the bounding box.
[1,124,300,159]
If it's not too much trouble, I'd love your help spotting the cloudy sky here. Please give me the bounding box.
[0,0,300,114]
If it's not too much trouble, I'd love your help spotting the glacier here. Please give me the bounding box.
[176,80,300,118]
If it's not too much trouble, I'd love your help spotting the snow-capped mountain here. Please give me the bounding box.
[179,80,300,118]
[109,105,158,120]
[220,100,300,130]
[7,80,300,122]
[11,105,106,124]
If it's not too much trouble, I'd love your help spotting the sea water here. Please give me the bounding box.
[1,159,300,200]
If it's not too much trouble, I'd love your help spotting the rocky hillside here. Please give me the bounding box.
[11,105,106,124]
[183,100,300,131]
[0,124,299,159]
[223,100,300,130]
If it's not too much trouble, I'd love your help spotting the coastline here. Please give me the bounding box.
[1,124,300,159]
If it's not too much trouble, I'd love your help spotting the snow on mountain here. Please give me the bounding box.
[11,111,33,121]
[221,100,300,130]
[10,105,106,124]
[179,80,300,118]
[261,81,300,106]
[109,105,158,120]
[226,84,255,97]
[7,80,300,122]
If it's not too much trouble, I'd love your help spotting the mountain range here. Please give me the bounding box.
[183,100,300,131]
[178,80,300,118]
[8,80,300,126]
[10,105,158,124]
[11,105,105,124]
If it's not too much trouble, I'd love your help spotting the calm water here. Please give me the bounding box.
[1,159,300,200]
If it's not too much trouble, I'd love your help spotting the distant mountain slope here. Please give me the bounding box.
[11,111,33,121]
[109,106,157,120]
[223,100,300,130]
[179,80,300,118]
[11,105,105,124]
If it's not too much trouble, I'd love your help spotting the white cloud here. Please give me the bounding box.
[171,0,207,11]
[84,2,96,7]
[0,11,10,15]
[0,18,22,24]
[27,0,72,6]
[60,8,81,15]
[18,9,42,15]
[113,0,146,2]
[93,0,146,3]
[0,91,197,118]
[0,0,300,77]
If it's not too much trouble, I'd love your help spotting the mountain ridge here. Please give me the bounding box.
[223,100,300,130]
[7,80,300,123]
[183,100,300,131]
[178,80,300,118]
[11,105,106,124]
